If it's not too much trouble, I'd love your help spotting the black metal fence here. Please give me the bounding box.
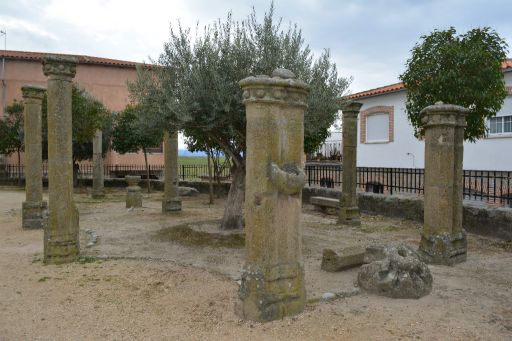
[304,164,512,207]
[1,163,231,182]
[2,163,511,207]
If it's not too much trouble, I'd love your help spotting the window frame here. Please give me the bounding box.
[365,112,390,143]
[487,115,512,137]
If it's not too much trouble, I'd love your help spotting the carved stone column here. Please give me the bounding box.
[236,69,309,322]
[42,55,79,264]
[339,102,363,226]
[91,129,105,198]
[21,85,47,229]
[418,102,468,265]
[162,131,181,212]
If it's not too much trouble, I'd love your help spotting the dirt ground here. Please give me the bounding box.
[0,186,511,340]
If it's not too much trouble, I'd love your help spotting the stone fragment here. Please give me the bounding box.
[338,102,363,226]
[321,246,365,272]
[178,186,199,197]
[125,175,142,208]
[357,245,433,299]
[363,245,388,263]
[321,292,336,301]
[419,102,469,265]
[236,69,310,322]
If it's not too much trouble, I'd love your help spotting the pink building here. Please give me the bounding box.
[0,50,164,166]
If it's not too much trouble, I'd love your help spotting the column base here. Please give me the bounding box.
[162,197,182,213]
[91,188,105,199]
[338,206,360,226]
[126,189,142,208]
[418,230,467,266]
[44,206,80,265]
[236,263,306,322]
[22,201,48,229]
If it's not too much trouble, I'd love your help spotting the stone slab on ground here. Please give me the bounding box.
[321,246,365,272]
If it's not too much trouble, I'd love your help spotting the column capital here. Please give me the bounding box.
[43,55,77,80]
[421,101,468,128]
[341,101,363,114]
[240,68,310,108]
[21,85,46,100]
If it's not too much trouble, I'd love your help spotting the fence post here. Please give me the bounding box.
[390,168,393,195]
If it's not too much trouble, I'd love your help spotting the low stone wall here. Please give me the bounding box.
[303,186,512,241]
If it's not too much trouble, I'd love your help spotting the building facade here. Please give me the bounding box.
[0,50,164,166]
[341,60,512,171]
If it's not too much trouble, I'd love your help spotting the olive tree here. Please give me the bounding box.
[130,5,350,229]
[399,27,508,141]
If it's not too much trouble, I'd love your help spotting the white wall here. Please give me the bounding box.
[354,71,512,171]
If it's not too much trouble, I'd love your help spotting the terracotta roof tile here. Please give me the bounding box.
[344,59,512,100]
[0,49,145,68]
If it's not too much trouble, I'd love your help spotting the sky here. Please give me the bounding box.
[1,0,511,93]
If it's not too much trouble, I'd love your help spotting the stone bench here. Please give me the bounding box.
[310,196,339,214]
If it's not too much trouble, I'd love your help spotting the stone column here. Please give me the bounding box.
[42,55,79,264]
[338,102,363,226]
[237,69,309,322]
[162,130,181,212]
[418,101,468,265]
[91,129,105,198]
[21,85,47,229]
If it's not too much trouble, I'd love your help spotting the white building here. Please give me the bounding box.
[341,60,512,170]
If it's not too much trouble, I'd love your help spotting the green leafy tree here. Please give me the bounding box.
[111,104,164,193]
[42,85,111,184]
[130,4,350,229]
[0,100,24,185]
[399,27,509,141]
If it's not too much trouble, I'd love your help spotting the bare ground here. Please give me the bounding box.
[0,187,511,340]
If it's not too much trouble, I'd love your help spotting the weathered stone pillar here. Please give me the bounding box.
[162,130,181,212]
[126,175,142,208]
[236,69,309,322]
[338,102,363,226]
[418,102,468,265]
[21,85,47,229]
[91,129,105,198]
[42,55,79,264]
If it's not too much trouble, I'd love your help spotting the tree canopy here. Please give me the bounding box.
[129,4,350,229]
[399,27,509,142]
[0,100,24,158]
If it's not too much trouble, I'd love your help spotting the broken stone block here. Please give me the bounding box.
[321,246,365,272]
[363,244,388,263]
[357,244,433,299]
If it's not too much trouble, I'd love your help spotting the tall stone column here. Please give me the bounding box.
[237,69,309,322]
[42,55,79,264]
[162,130,181,212]
[21,85,47,229]
[92,129,105,198]
[338,102,363,226]
[418,101,468,265]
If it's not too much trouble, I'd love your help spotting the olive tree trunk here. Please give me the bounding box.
[220,164,245,230]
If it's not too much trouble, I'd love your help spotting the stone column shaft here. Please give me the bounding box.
[339,102,363,225]
[21,85,47,229]
[162,130,181,212]
[418,102,468,265]
[92,129,105,198]
[237,69,309,322]
[42,55,79,264]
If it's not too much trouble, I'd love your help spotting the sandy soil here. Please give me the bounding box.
[0,187,511,340]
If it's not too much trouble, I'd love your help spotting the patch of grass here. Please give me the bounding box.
[77,256,97,264]
[38,276,51,282]
[155,224,245,248]
[359,224,402,233]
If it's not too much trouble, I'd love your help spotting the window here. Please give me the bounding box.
[360,105,394,144]
[489,115,512,136]
[366,113,389,142]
